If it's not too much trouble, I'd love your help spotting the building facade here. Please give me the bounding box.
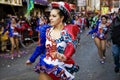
[0,0,23,18]
[0,0,49,18]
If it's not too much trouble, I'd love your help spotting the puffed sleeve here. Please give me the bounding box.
[64,24,79,60]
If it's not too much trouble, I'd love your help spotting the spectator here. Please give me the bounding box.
[107,8,120,73]
[0,24,9,52]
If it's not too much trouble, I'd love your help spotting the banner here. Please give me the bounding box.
[0,0,22,6]
[101,7,109,15]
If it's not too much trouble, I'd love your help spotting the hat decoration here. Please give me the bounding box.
[51,2,71,17]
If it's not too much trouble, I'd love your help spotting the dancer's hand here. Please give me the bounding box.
[26,60,32,65]
[57,53,66,62]
[50,52,57,58]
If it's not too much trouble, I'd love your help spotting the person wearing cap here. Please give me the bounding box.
[26,2,79,80]
[107,8,120,73]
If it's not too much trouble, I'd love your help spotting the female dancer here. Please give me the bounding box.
[88,15,109,64]
[3,17,21,59]
[26,2,79,80]
[26,16,51,64]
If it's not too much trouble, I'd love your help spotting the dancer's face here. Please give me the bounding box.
[49,9,64,27]
[101,17,107,24]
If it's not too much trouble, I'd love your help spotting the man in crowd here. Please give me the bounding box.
[107,8,120,73]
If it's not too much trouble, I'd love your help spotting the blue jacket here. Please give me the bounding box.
[29,24,51,63]
[88,20,101,34]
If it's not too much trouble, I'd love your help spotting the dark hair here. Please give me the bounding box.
[52,7,69,22]
[101,15,108,20]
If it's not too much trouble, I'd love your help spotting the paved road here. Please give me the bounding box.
[74,30,120,80]
[0,30,120,80]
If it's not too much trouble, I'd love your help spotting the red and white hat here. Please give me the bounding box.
[51,2,71,17]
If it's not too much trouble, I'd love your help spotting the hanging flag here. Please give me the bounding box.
[27,0,34,11]
[26,0,34,17]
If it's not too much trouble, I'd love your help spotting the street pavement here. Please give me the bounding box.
[0,29,120,80]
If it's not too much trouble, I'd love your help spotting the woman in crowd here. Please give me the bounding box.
[3,17,21,59]
[26,2,79,80]
[88,15,109,64]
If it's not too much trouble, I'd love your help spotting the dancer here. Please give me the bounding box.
[3,17,21,59]
[26,2,79,80]
[88,15,109,64]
